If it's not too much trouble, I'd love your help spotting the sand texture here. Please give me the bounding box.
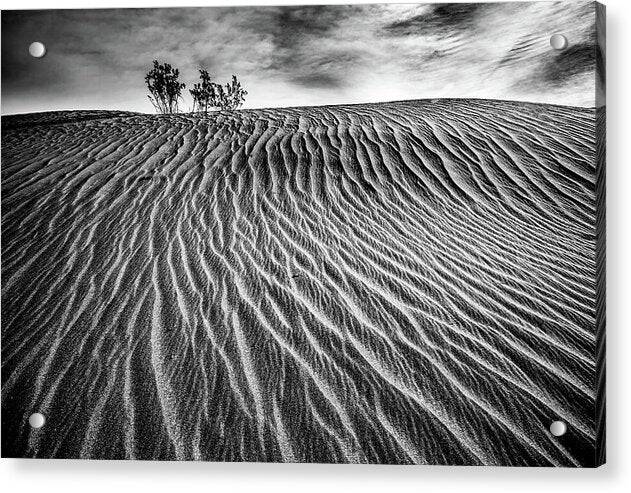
[1,100,605,465]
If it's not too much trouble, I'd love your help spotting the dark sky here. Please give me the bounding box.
[1,2,601,114]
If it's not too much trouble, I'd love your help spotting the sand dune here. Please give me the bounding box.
[1,99,605,465]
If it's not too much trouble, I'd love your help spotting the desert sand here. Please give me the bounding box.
[1,99,604,465]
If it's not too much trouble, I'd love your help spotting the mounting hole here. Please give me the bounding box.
[549,420,567,437]
[29,42,46,58]
[549,34,568,50]
[29,412,46,429]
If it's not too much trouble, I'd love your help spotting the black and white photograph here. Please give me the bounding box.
[1,0,606,468]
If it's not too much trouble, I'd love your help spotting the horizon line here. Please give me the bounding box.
[1,96,602,118]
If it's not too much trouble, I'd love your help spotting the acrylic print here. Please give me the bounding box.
[1,2,605,466]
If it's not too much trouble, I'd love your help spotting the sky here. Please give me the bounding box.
[1,2,603,114]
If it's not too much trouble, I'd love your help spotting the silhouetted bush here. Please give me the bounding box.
[190,69,220,113]
[189,71,247,113]
[145,60,186,114]
[221,75,248,110]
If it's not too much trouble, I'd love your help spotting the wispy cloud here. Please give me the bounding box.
[383,3,489,36]
[1,2,600,114]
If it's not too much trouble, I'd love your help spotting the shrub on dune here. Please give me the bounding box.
[145,60,186,114]
[221,75,248,110]
[190,71,248,113]
[190,69,217,114]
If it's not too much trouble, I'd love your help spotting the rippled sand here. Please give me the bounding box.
[1,100,605,465]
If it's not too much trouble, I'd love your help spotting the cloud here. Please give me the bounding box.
[1,3,601,114]
[290,72,343,89]
[247,6,366,89]
[268,6,344,49]
[542,43,597,86]
[383,3,489,36]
